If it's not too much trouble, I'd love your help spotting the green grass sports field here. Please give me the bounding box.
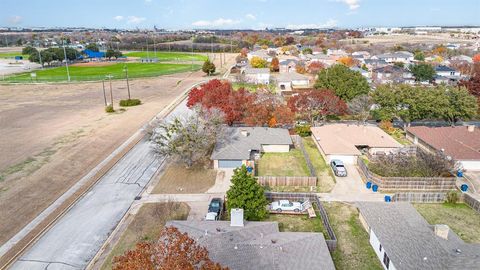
[5,62,200,82]
[123,51,207,62]
[0,52,30,59]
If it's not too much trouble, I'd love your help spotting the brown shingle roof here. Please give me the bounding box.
[407,126,480,160]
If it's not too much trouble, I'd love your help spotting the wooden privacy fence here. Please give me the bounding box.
[257,176,317,187]
[290,135,316,177]
[264,192,337,252]
[463,193,480,214]
[392,192,447,203]
[357,158,456,191]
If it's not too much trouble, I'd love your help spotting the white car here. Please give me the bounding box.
[205,212,218,221]
[270,200,303,212]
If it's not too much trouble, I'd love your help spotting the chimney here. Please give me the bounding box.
[240,130,250,137]
[230,208,244,227]
[467,125,475,132]
[434,224,450,240]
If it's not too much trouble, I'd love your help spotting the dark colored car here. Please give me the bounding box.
[207,198,223,219]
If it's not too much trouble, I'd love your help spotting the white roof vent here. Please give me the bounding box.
[230,208,244,227]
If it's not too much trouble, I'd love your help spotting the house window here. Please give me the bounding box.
[383,253,390,269]
[280,84,286,90]
[379,244,382,252]
[450,71,454,76]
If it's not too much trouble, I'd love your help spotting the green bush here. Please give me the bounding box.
[105,105,115,113]
[295,125,312,137]
[119,99,141,107]
[446,190,460,204]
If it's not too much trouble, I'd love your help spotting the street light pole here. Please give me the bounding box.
[124,65,131,100]
[106,74,114,109]
[37,48,43,69]
[62,39,71,81]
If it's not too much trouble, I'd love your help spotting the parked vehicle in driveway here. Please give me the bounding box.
[205,198,222,221]
[270,200,303,212]
[330,159,347,177]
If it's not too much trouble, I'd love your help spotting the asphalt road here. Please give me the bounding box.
[11,100,190,270]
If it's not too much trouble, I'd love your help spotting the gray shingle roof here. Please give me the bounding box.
[166,220,335,270]
[435,65,457,72]
[244,67,270,74]
[357,202,480,270]
[211,127,292,160]
[275,72,309,82]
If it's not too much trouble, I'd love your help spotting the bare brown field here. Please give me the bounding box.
[0,53,236,246]
[344,33,475,46]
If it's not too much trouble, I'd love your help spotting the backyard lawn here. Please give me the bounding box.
[324,202,383,270]
[265,213,328,236]
[232,82,276,93]
[5,62,200,82]
[123,51,207,62]
[101,202,189,270]
[303,138,336,192]
[414,203,480,243]
[257,149,310,177]
[152,164,217,194]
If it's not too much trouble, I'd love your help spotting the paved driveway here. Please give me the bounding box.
[464,171,480,193]
[319,164,384,202]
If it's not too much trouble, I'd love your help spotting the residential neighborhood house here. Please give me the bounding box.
[242,67,271,85]
[406,126,480,171]
[358,202,480,270]
[167,210,335,270]
[274,72,310,92]
[211,127,292,169]
[311,124,402,164]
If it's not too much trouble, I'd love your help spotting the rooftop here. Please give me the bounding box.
[311,123,402,155]
[167,220,335,270]
[211,127,292,160]
[407,126,480,160]
[275,72,310,82]
[244,67,270,74]
[357,202,480,270]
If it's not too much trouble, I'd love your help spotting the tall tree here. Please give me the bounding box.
[307,61,324,75]
[347,94,373,123]
[287,90,347,124]
[440,86,478,125]
[151,107,224,167]
[250,56,268,68]
[86,43,100,52]
[314,64,370,101]
[270,57,279,72]
[409,63,436,82]
[458,63,480,109]
[226,166,269,221]
[113,226,228,270]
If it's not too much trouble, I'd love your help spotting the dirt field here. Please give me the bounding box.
[0,53,236,246]
[345,33,476,46]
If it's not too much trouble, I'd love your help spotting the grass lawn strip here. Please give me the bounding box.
[257,149,310,177]
[413,203,480,243]
[124,51,207,62]
[0,52,29,59]
[100,202,189,270]
[151,164,217,194]
[303,137,336,192]
[324,202,383,270]
[6,62,200,82]
[264,213,328,237]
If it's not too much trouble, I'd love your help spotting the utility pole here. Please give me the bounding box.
[152,33,157,58]
[230,38,233,53]
[106,74,114,109]
[124,65,131,100]
[145,35,150,61]
[191,40,194,71]
[102,80,107,106]
[62,39,71,82]
[37,48,43,69]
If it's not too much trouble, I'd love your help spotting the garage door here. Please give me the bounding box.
[327,155,357,165]
[218,160,243,168]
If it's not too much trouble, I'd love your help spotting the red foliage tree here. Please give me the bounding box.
[307,61,324,74]
[287,90,347,124]
[187,79,254,125]
[113,226,228,270]
[243,93,294,127]
[459,63,480,109]
[473,54,480,63]
[270,57,280,72]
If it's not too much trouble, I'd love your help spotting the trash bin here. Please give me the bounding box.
[384,195,391,202]
[366,182,372,189]
[457,171,464,177]
[372,185,378,192]
[461,184,469,192]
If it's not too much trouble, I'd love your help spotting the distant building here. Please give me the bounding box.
[242,67,270,85]
[372,65,414,84]
[275,72,310,91]
[372,51,414,64]
[279,59,298,73]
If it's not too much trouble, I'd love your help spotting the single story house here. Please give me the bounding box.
[364,59,389,70]
[406,126,480,171]
[243,67,271,85]
[307,54,337,67]
[311,124,402,164]
[358,202,480,270]
[372,65,414,84]
[247,50,273,62]
[167,209,335,270]
[275,72,310,91]
[372,51,414,64]
[211,127,292,169]
[279,59,298,73]
[434,65,462,84]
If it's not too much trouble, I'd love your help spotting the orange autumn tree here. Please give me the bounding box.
[337,56,355,67]
[113,226,228,270]
[473,54,480,63]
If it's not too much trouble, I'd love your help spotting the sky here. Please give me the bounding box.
[1,0,479,29]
